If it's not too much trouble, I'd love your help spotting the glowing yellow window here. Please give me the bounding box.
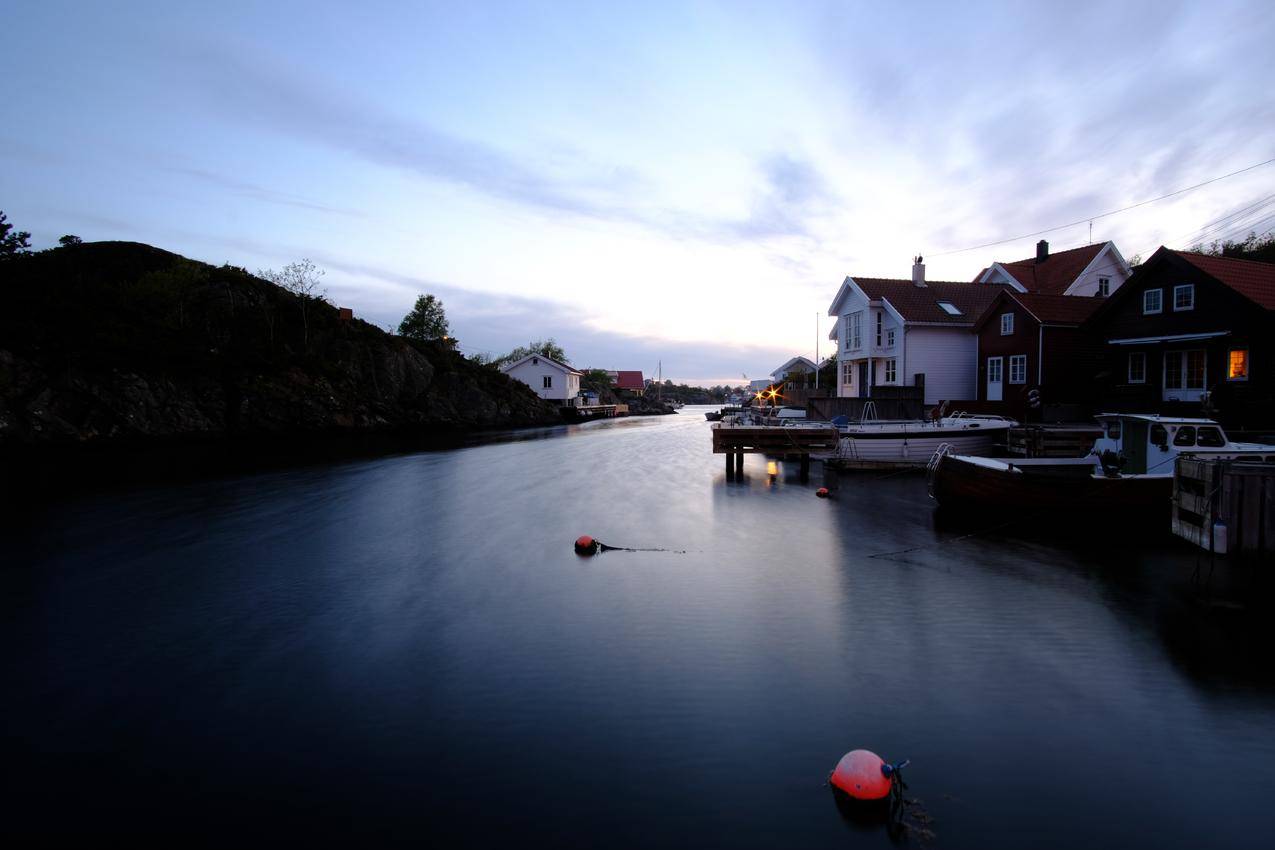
[1228,349,1249,380]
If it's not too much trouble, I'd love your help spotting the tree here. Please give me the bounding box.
[397,294,449,341]
[258,259,326,348]
[58,234,83,247]
[1,210,32,258]
[496,338,569,367]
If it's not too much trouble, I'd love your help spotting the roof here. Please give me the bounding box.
[614,370,644,391]
[980,243,1107,295]
[853,277,1011,324]
[499,353,581,375]
[976,291,1104,330]
[1175,250,1275,309]
[1095,413,1222,425]
[773,356,817,376]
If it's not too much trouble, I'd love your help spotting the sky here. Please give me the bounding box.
[2,1,1273,386]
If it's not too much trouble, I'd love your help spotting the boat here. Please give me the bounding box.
[927,413,1275,517]
[832,411,1017,469]
[705,410,723,421]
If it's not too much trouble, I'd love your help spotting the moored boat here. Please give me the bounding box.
[833,413,1016,469]
[927,413,1275,518]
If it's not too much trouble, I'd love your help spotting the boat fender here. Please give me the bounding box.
[830,749,893,801]
[574,535,599,556]
[816,487,830,498]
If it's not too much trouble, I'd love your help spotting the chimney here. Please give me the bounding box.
[1036,240,1049,264]
[912,254,926,287]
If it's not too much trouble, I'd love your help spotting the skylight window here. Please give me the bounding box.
[937,301,962,315]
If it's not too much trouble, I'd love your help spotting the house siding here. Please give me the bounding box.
[905,327,977,405]
[976,302,1037,411]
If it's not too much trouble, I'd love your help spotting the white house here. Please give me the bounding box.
[500,353,581,404]
[826,258,1010,405]
[771,356,818,383]
[974,240,1132,297]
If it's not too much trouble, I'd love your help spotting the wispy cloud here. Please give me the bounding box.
[165,166,364,218]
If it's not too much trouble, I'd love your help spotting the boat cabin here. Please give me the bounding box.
[1091,413,1275,475]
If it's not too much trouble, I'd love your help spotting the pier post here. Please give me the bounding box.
[734,452,743,474]
[725,452,734,479]
[800,455,810,482]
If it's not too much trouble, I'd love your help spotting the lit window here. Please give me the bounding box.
[1173,284,1194,311]
[1128,352,1146,384]
[1098,277,1110,297]
[1009,354,1026,383]
[543,375,553,388]
[885,358,897,383]
[1228,349,1249,381]
[1143,289,1162,314]
[1000,313,1014,335]
[937,301,962,315]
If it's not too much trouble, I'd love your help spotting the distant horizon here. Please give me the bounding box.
[4,1,1273,382]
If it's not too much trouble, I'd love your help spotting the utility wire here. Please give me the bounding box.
[930,156,1275,257]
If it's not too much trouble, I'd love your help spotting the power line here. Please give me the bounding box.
[930,155,1275,257]
[1169,192,1275,247]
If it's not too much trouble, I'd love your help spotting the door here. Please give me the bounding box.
[986,357,1003,401]
[1123,421,1148,474]
[857,362,870,398]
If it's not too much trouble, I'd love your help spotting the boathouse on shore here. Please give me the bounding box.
[500,353,582,404]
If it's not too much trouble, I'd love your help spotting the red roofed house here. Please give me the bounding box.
[974,239,1132,297]
[1085,246,1275,427]
[971,290,1105,418]
[827,258,1010,405]
[613,370,645,395]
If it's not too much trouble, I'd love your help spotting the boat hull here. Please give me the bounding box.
[836,430,1005,468]
[929,453,1171,517]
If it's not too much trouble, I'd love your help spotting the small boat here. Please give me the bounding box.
[705,410,723,421]
[927,413,1275,517]
[832,411,1017,469]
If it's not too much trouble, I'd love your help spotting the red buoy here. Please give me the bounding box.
[816,487,829,498]
[830,749,892,801]
[574,535,599,556]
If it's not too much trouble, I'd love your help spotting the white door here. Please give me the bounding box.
[986,357,1003,401]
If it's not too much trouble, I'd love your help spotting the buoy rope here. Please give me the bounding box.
[597,541,689,554]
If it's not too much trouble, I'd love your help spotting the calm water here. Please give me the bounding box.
[4,407,1274,846]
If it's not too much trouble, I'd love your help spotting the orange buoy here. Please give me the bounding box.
[830,749,892,801]
[816,487,829,498]
[574,535,599,556]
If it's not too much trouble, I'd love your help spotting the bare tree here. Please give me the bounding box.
[259,259,327,349]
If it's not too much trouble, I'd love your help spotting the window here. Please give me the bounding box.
[1128,352,1146,384]
[1150,424,1168,447]
[876,312,883,346]
[1098,277,1110,297]
[937,301,962,316]
[987,357,1002,383]
[846,312,862,350]
[1000,313,1014,335]
[842,361,854,385]
[1197,426,1226,447]
[1143,288,1162,314]
[543,375,553,388]
[1173,284,1194,311]
[1228,349,1249,381]
[1173,426,1196,447]
[884,359,897,383]
[1106,420,1121,440]
[1009,354,1027,384]
[1164,349,1206,391]
[886,328,895,347]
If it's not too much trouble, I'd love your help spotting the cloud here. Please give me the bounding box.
[165,166,364,218]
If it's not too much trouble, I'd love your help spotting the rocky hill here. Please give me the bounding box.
[0,242,562,481]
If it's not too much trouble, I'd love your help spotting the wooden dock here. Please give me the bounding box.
[711,424,840,479]
[1173,456,1275,557]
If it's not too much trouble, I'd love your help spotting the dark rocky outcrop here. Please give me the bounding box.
[0,242,562,485]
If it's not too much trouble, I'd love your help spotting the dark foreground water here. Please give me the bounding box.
[4,407,1274,847]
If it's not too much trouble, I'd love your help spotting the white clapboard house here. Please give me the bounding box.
[500,354,582,405]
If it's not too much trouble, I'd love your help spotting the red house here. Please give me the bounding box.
[972,290,1104,419]
[613,371,645,394]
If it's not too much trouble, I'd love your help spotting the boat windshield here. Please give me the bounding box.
[1173,426,1196,447]
[1196,426,1226,447]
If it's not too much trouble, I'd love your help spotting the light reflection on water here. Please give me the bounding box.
[4,406,1274,847]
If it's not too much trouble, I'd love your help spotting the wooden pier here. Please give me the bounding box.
[1173,457,1275,557]
[711,424,840,479]
[1006,424,1102,458]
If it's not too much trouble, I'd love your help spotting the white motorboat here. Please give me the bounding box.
[833,411,1017,469]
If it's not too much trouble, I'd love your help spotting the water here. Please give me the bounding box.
[4,407,1274,846]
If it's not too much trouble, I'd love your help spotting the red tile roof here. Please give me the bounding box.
[1175,250,1275,310]
[614,370,645,391]
[985,243,1106,295]
[1005,292,1105,325]
[854,277,1011,324]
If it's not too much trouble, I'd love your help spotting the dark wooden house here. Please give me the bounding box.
[972,290,1105,419]
[1084,247,1275,428]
